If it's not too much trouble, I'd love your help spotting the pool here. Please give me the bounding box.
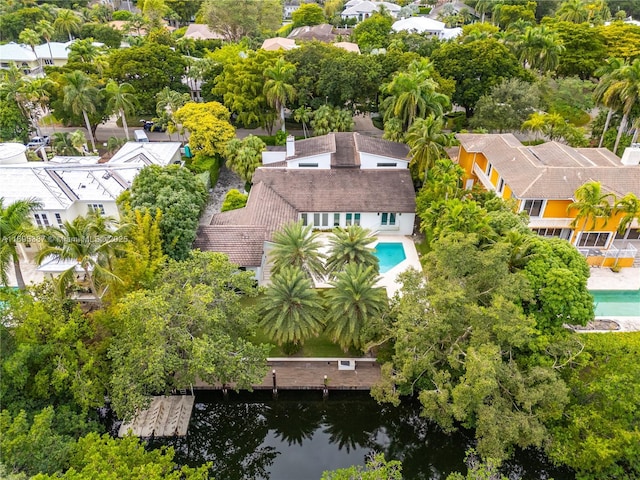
[591,290,640,317]
[374,242,406,274]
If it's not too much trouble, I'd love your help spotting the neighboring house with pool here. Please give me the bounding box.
[456,134,640,268]
[195,133,419,291]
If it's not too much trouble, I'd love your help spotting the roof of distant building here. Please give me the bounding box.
[457,133,640,199]
[261,37,299,51]
[183,23,225,40]
[288,23,336,42]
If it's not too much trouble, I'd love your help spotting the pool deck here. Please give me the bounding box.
[586,267,640,332]
[314,234,422,297]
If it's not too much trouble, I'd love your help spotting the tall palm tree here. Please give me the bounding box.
[609,59,640,154]
[568,181,613,247]
[405,115,456,180]
[36,20,55,64]
[325,263,387,352]
[264,57,297,132]
[521,112,547,140]
[35,215,122,303]
[54,8,81,41]
[18,28,42,71]
[0,198,42,289]
[325,225,379,278]
[293,106,312,138]
[381,59,450,132]
[556,0,589,23]
[614,193,640,241]
[270,221,325,282]
[594,57,625,148]
[62,70,98,152]
[258,266,325,349]
[516,25,565,74]
[105,80,137,141]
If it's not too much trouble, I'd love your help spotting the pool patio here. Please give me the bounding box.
[585,267,640,332]
[315,234,422,297]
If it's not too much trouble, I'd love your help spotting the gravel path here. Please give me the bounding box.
[200,166,245,225]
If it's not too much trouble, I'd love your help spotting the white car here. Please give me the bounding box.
[26,136,50,148]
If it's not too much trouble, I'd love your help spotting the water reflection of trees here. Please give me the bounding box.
[321,398,382,453]
[265,399,323,446]
[148,399,278,480]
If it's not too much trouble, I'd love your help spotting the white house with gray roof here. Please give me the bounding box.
[195,133,416,283]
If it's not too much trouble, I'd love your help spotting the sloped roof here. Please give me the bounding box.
[288,24,336,42]
[252,168,416,212]
[334,41,360,53]
[183,24,224,40]
[107,142,181,166]
[392,17,445,33]
[456,133,640,199]
[0,42,36,62]
[261,37,298,51]
[194,226,266,266]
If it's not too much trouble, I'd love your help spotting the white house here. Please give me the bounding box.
[0,141,182,286]
[391,16,462,39]
[341,1,402,22]
[0,40,102,76]
[195,133,416,283]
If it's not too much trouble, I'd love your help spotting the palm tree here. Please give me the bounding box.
[594,57,625,148]
[105,80,137,141]
[36,20,55,65]
[51,132,81,156]
[405,115,456,180]
[325,226,378,277]
[258,266,325,349]
[270,221,325,282]
[614,193,640,241]
[264,57,297,132]
[70,129,88,154]
[609,59,640,154]
[475,0,492,22]
[521,112,547,140]
[62,70,98,152]
[35,215,122,303]
[556,0,589,23]
[325,263,387,352]
[67,38,102,64]
[294,106,312,138]
[54,9,81,41]
[18,28,42,71]
[568,181,613,247]
[224,137,265,185]
[381,59,450,132]
[516,25,565,74]
[0,198,42,289]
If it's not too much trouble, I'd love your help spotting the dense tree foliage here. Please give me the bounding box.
[125,165,207,261]
[107,251,269,419]
[431,38,528,117]
[199,0,282,41]
[106,45,188,114]
[173,101,235,158]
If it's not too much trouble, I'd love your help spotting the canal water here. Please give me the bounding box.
[147,391,574,480]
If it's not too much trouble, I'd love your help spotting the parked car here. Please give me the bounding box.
[140,120,166,132]
[26,136,50,148]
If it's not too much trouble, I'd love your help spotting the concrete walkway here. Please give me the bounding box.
[199,165,244,225]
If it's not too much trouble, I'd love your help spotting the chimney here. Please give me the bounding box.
[286,135,295,158]
[620,143,640,166]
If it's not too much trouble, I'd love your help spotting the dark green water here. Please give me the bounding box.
[147,391,574,480]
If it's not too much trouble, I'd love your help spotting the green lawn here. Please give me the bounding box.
[242,293,360,358]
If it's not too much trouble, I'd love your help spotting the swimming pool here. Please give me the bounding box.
[374,242,407,274]
[591,289,640,317]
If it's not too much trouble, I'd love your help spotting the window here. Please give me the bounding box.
[88,204,105,214]
[44,59,54,65]
[486,163,492,177]
[40,214,49,226]
[313,213,330,228]
[377,162,397,167]
[578,232,611,248]
[299,163,318,168]
[334,213,340,227]
[34,214,42,227]
[522,200,544,217]
[497,178,505,194]
[354,213,361,226]
[55,213,63,227]
[301,213,308,226]
[381,212,396,226]
[616,229,640,240]
[533,228,570,240]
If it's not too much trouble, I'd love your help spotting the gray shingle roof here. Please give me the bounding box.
[251,168,416,212]
[456,133,640,199]
[194,226,266,267]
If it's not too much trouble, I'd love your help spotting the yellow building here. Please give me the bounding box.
[456,134,640,267]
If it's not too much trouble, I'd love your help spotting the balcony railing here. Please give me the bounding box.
[579,243,637,259]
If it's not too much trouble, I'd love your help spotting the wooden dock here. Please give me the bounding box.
[195,358,382,391]
[118,395,195,438]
